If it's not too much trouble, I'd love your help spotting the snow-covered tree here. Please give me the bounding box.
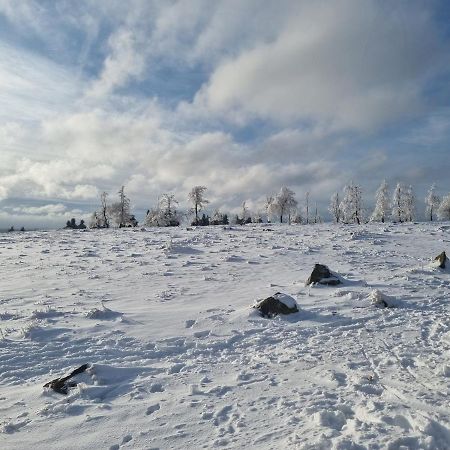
[210,210,229,225]
[371,180,390,223]
[340,182,363,224]
[89,191,110,228]
[403,185,416,222]
[328,192,341,223]
[99,191,109,228]
[305,191,310,224]
[145,194,180,227]
[89,212,101,228]
[391,183,405,223]
[189,186,208,225]
[240,201,250,223]
[265,195,276,223]
[291,210,303,224]
[425,184,440,221]
[438,194,450,220]
[252,209,264,223]
[109,186,133,227]
[276,187,297,224]
[391,183,415,223]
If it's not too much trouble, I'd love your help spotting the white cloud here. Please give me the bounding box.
[195,0,445,131]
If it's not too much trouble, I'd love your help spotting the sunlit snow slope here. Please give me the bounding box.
[0,223,449,449]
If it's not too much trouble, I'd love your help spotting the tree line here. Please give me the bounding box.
[84,182,450,229]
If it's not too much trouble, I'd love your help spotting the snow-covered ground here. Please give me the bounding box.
[0,223,449,450]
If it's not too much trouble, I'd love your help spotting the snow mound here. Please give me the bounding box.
[368,289,399,308]
[165,242,202,254]
[86,305,123,320]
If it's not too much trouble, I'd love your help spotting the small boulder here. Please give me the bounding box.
[254,292,299,318]
[306,264,341,286]
[434,251,448,269]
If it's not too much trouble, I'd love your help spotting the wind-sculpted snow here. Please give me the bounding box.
[0,224,449,449]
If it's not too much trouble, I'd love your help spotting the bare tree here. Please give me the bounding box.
[189,186,208,224]
[425,184,440,221]
[328,192,341,223]
[276,186,297,224]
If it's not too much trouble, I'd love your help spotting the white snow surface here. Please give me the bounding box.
[0,223,449,449]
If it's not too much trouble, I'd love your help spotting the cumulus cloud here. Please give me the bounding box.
[195,0,446,131]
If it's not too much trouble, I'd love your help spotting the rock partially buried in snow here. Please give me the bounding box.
[306,264,341,286]
[43,363,90,395]
[369,289,397,308]
[254,292,299,318]
[434,251,448,269]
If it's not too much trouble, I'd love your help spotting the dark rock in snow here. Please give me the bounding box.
[306,264,341,286]
[255,292,299,318]
[434,251,448,269]
[44,363,90,395]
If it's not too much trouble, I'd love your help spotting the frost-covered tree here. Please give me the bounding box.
[276,186,297,224]
[189,186,208,225]
[241,201,250,223]
[210,210,229,225]
[160,194,178,221]
[252,209,264,223]
[403,185,416,222]
[340,182,363,224]
[99,191,109,228]
[328,192,341,223]
[371,180,390,223]
[391,183,415,223]
[109,186,133,227]
[305,191,310,224]
[145,194,180,227]
[89,191,110,228]
[89,212,101,228]
[265,195,276,223]
[425,184,440,221]
[438,194,450,220]
[391,183,405,223]
[291,210,303,224]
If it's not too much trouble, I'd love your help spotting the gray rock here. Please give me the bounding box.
[306,264,341,286]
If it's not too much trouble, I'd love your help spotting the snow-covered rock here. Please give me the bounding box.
[254,292,299,317]
[368,289,398,308]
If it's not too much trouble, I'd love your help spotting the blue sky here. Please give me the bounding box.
[1,0,450,228]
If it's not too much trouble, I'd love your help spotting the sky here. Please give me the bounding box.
[1,0,450,228]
